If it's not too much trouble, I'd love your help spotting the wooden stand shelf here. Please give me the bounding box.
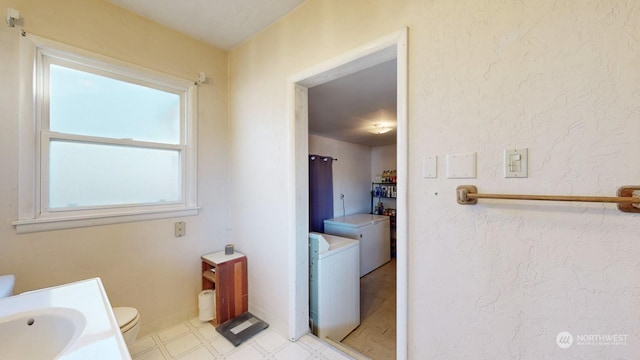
[201,251,248,326]
[202,270,216,284]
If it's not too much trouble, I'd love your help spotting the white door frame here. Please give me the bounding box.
[286,28,408,359]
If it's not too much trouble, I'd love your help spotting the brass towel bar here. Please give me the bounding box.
[456,185,640,213]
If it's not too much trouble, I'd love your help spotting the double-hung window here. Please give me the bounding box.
[14,35,199,233]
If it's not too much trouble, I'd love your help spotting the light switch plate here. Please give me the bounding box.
[504,148,528,178]
[446,152,477,179]
[423,155,437,178]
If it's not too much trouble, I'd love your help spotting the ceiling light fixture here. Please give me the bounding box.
[368,124,393,135]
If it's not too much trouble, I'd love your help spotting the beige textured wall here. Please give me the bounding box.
[229,0,640,358]
[0,0,228,336]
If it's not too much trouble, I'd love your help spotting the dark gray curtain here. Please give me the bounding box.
[309,155,334,233]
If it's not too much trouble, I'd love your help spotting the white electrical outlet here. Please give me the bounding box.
[175,221,186,237]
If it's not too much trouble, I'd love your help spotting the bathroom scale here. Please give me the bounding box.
[216,312,269,346]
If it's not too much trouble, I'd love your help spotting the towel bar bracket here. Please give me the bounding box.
[456,185,478,205]
[617,186,640,213]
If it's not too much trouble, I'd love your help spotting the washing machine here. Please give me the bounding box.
[309,232,360,341]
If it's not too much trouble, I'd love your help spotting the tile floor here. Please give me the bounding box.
[341,259,396,359]
[130,317,355,360]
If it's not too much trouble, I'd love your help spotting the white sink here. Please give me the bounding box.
[0,278,130,359]
[0,307,86,360]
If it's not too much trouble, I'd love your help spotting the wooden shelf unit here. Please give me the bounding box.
[201,251,248,326]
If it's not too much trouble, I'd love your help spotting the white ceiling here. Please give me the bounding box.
[309,60,397,147]
[106,0,397,147]
[105,0,307,50]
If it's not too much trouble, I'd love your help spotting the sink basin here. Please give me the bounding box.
[0,278,129,359]
[0,307,86,359]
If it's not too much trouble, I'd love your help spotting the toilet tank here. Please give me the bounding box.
[0,275,16,298]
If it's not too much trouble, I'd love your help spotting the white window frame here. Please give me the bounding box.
[14,34,199,233]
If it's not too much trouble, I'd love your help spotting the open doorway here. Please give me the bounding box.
[287,29,408,359]
[308,59,397,358]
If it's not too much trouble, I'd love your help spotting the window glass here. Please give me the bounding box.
[49,140,181,209]
[49,64,181,144]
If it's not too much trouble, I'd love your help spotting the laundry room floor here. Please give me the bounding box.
[341,258,396,360]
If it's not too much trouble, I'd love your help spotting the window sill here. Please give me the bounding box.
[12,205,200,234]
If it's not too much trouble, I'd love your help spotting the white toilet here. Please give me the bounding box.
[113,307,141,348]
[0,275,15,298]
